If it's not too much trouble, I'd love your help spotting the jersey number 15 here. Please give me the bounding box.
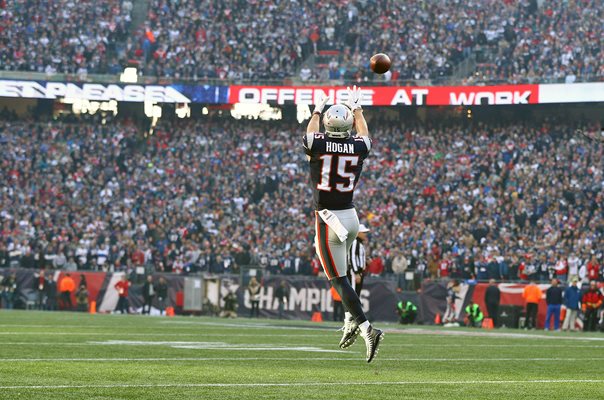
[316,155,359,192]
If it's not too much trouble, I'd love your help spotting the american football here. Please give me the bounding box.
[370,53,391,74]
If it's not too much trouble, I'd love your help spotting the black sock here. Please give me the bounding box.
[331,276,367,325]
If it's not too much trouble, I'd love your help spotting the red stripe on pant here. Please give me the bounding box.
[315,212,339,279]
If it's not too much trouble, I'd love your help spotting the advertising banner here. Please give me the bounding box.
[2,269,600,329]
[0,80,229,104]
[228,84,541,106]
[235,276,402,322]
[1,79,601,106]
[472,282,551,328]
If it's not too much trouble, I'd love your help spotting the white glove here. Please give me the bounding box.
[313,94,330,114]
[346,85,362,111]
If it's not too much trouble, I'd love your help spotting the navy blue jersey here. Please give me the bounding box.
[303,132,371,210]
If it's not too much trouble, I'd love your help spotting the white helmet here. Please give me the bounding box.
[323,105,353,138]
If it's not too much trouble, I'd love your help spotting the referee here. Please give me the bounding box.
[347,224,370,296]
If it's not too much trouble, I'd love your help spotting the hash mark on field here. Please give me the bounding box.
[1,380,603,390]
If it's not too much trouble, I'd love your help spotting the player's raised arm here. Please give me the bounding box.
[307,95,330,134]
[346,86,369,137]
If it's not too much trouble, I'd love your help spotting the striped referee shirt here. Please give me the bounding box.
[348,239,366,273]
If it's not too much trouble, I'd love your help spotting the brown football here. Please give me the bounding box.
[370,53,391,74]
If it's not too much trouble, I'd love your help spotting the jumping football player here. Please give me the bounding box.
[302,86,383,363]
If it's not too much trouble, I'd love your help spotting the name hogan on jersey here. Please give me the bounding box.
[325,142,355,154]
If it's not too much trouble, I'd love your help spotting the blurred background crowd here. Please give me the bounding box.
[1,115,602,284]
[1,0,602,84]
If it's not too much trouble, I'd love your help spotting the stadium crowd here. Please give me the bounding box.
[130,0,307,80]
[0,116,603,284]
[0,0,132,75]
[130,0,604,83]
[1,0,602,84]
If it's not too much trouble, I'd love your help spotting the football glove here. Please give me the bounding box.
[313,94,331,114]
[346,85,363,111]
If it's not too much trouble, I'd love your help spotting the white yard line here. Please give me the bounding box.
[390,328,604,341]
[0,332,289,336]
[0,324,112,328]
[1,379,603,390]
[2,357,604,362]
[380,343,604,348]
[161,321,604,341]
[0,343,93,346]
[161,321,335,331]
[1,342,602,349]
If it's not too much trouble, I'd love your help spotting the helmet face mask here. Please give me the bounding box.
[323,105,353,138]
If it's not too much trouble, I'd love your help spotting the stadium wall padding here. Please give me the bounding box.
[2,269,572,327]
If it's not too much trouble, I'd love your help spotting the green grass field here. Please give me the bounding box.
[1,311,603,399]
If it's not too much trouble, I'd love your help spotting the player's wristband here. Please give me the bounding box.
[313,110,321,116]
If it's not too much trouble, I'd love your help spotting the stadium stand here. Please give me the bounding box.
[1,117,602,282]
[126,0,603,84]
[0,0,132,75]
[2,1,601,84]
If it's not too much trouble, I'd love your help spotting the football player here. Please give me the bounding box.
[302,86,383,363]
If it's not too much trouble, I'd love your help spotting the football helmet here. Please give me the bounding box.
[323,104,353,138]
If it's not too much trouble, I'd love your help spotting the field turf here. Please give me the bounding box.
[0,310,603,399]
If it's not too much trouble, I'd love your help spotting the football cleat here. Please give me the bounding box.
[361,326,383,363]
[339,319,360,349]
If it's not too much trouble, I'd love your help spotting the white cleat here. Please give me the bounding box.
[361,326,383,363]
[339,319,360,349]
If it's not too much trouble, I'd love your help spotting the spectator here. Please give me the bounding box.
[1,272,18,309]
[275,280,289,320]
[367,253,384,276]
[391,251,408,292]
[58,273,75,310]
[562,277,581,332]
[53,251,67,270]
[46,275,58,311]
[34,270,47,310]
[427,255,439,280]
[0,243,7,268]
[64,257,78,272]
[114,275,131,314]
[586,257,600,282]
[142,275,155,315]
[247,277,261,318]
[544,278,563,331]
[582,281,603,332]
[522,280,542,329]
[156,276,168,315]
[484,279,501,327]
[76,284,89,312]
[554,257,568,283]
